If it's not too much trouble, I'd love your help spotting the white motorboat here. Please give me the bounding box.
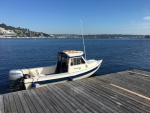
[9,50,102,90]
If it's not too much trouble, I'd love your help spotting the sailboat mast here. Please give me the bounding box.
[80,19,86,59]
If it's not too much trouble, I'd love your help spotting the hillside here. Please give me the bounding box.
[0,23,50,37]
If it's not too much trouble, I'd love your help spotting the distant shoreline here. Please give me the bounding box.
[0,37,149,39]
[1,23,150,39]
[1,34,149,39]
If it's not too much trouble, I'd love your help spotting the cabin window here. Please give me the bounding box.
[80,58,85,64]
[71,59,74,66]
[57,54,61,62]
[71,57,85,66]
[61,54,67,62]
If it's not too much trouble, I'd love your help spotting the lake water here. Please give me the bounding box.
[0,38,150,94]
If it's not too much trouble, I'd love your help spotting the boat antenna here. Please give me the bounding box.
[80,19,86,59]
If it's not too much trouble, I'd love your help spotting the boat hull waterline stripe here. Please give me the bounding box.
[27,65,100,85]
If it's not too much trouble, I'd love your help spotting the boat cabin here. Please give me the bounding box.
[56,50,86,73]
[16,50,86,80]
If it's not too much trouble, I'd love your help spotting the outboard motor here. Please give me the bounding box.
[9,69,23,81]
[9,69,24,91]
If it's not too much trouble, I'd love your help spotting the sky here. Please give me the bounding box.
[0,0,150,35]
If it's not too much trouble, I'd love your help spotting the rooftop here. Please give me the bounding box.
[63,50,83,57]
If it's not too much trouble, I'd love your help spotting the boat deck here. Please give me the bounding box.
[0,70,150,113]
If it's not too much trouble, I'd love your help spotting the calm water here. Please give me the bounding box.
[0,38,150,94]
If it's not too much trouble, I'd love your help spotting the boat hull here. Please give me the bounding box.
[24,60,102,89]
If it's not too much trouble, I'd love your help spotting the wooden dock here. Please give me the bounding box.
[0,70,150,113]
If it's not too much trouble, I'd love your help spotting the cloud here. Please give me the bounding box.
[143,16,150,20]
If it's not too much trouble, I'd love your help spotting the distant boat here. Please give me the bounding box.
[9,50,102,90]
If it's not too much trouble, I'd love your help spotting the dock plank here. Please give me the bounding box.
[8,93,18,113]
[1,70,150,113]
[26,90,44,113]
[47,85,82,113]
[3,94,11,113]
[17,91,31,113]
[34,88,58,113]
[55,83,111,113]
[102,84,150,112]
[68,81,131,112]
[54,83,116,113]
[30,89,51,113]
[64,81,124,112]
[87,77,150,112]
[12,92,24,113]
[0,95,4,113]
[38,87,65,113]
[48,85,96,113]
[50,85,84,113]
[21,90,37,113]
[101,72,150,96]
[95,74,150,106]
[43,86,73,113]
[75,78,150,112]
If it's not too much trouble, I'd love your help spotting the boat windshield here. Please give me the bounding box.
[71,57,85,66]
